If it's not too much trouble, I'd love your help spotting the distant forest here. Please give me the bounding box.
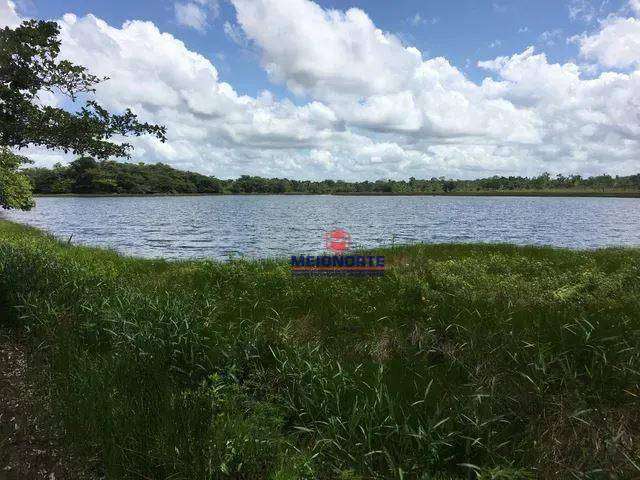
[23,157,640,195]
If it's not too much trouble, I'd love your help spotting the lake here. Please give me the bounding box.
[3,195,640,259]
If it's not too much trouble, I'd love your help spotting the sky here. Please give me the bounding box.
[1,0,639,180]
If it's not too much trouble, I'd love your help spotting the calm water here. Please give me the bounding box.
[4,195,640,259]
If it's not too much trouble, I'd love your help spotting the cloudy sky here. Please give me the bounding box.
[2,0,639,180]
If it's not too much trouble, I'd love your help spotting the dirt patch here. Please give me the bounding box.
[0,334,96,480]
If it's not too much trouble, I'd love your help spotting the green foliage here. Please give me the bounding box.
[0,20,166,158]
[23,161,640,196]
[1,221,639,478]
[213,172,640,195]
[0,147,34,210]
[25,157,223,194]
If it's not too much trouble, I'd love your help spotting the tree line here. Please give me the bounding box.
[23,157,640,195]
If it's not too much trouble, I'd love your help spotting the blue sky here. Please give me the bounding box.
[3,0,640,180]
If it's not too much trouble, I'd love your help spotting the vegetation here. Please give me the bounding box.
[0,20,165,210]
[23,158,640,196]
[1,220,638,479]
[26,157,223,195]
[0,147,34,210]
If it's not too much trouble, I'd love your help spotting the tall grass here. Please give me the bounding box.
[0,220,639,479]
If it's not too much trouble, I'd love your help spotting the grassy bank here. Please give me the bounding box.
[0,220,639,479]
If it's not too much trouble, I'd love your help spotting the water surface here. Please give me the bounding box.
[4,195,640,259]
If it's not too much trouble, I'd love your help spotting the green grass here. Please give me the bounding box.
[0,219,639,479]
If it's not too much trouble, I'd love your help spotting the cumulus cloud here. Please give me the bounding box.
[174,0,218,32]
[480,48,640,156]
[230,0,540,144]
[576,16,640,68]
[228,0,639,176]
[230,0,425,99]
[51,13,380,179]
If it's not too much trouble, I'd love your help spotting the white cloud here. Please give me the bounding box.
[229,0,639,176]
[538,29,563,46]
[479,47,640,171]
[52,13,383,179]
[409,13,438,27]
[223,21,246,46]
[196,0,220,18]
[229,0,539,145]
[174,0,218,32]
[492,2,508,14]
[568,0,598,23]
[231,0,424,99]
[230,0,539,143]
[630,0,640,15]
[576,16,640,68]
[0,0,20,28]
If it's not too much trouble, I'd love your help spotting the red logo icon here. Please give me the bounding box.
[323,228,351,253]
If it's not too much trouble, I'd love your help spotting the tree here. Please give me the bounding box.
[0,147,35,210]
[0,20,166,209]
[441,180,456,193]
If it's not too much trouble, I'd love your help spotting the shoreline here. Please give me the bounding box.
[33,191,640,199]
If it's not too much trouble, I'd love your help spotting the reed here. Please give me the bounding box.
[1,220,638,479]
